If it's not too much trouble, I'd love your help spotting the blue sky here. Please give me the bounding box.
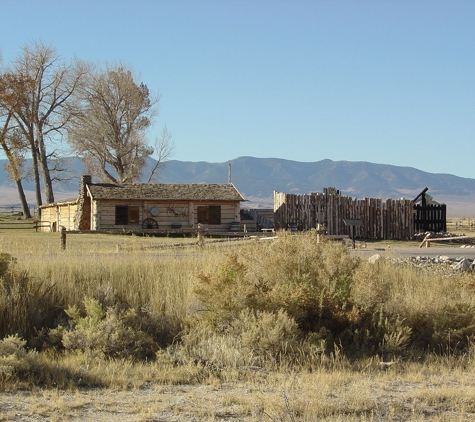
[1,1,474,178]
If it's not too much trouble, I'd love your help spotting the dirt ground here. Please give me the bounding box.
[2,369,475,422]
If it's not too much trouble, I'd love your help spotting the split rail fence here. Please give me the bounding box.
[274,191,415,240]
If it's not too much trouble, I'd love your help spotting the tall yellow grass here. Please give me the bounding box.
[2,230,475,420]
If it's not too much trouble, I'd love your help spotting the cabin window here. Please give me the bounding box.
[115,206,140,225]
[197,205,221,225]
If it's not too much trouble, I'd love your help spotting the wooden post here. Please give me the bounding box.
[316,223,327,243]
[197,231,204,247]
[419,232,431,248]
[197,223,205,248]
[60,227,66,250]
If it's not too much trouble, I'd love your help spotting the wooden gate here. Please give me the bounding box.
[413,203,446,232]
[412,187,446,233]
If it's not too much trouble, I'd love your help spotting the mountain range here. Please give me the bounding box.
[1,156,474,217]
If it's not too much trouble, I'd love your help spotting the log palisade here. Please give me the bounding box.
[274,191,415,240]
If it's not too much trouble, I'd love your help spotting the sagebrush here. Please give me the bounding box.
[1,231,475,389]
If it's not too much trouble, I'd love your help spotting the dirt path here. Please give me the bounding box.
[3,369,475,421]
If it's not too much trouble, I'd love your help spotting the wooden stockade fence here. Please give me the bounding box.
[274,191,415,240]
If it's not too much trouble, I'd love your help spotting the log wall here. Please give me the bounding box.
[274,191,415,240]
[94,200,240,232]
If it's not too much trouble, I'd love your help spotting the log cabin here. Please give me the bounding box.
[39,175,245,233]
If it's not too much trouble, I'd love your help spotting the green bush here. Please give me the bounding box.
[193,233,421,357]
[231,309,301,358]
[195,235,360,329]
[51,298,158,360]
[0,333,105,389]
[180,308,301,368]
[194,234,366,352]
[0,334,36,379]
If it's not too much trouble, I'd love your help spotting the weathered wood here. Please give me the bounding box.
[35,203,79,232]
[60,227,66,250]
[274,191,418,240]
[420,234,470,247]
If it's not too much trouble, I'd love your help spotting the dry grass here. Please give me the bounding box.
[447,217,475,235]
[1,229,475,420]
[2,358,475,420]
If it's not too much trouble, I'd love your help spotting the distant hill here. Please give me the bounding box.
[1,156,474,216]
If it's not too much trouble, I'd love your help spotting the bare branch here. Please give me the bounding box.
[2,42,87,205]
[147,126,174,183]
[67,63,158,184]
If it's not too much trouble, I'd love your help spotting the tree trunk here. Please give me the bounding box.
[30,141,43,209]
[39,151,54,203]
[36,129,55,204]
[14,178,32,219]
[0,135,32,219]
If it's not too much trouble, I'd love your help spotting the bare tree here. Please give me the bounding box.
[0,109,31,218]
[146,126,174,183]
[68,64,159,184]
[1,42,87,206]
[0,73,32,217]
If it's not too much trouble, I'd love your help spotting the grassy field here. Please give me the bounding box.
[1,217,475,420]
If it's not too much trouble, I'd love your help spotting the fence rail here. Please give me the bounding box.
[0,206,37,216]
[446,218,475,233]
[274,191,415,240]
[0,220,51,231]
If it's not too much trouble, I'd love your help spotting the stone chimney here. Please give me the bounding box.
[74,175,92,230]
[82,175,92,186]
